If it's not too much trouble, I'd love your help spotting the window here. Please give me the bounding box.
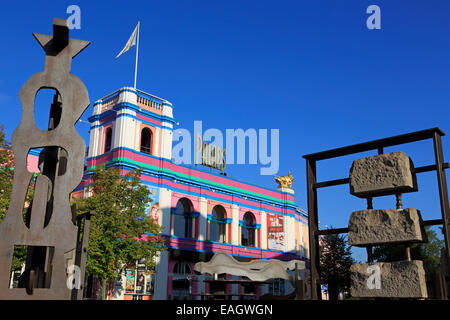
[171,262,192,300]
[241,212,256,247]
[104,127,112,153]
[140,128,152,154]
[173,262,192,275]
[209,205,226,243]
[173,198,193,238]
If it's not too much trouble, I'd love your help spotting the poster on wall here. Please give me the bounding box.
[146,187,160,224]
[267,213,284,251]
[125,269,135,293]
[135,268,146,294]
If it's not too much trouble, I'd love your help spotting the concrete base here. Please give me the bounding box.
[348,208,427,246]
[277,187,294,195]
[350,260,428,299]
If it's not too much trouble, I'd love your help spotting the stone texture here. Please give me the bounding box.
[349,151,417,198]
[348,208,427,246]
[350,260,428,298]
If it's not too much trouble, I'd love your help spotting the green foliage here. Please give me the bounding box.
[319,232,354,297]
[74,164,166,284]
[10,246,27,272]
[0,124,37,272]
[0,124,14,222]
[373,227,445,276]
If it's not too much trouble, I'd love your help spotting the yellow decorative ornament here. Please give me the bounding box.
[274,171,294,189]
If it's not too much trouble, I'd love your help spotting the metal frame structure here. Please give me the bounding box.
[303,127,450,300]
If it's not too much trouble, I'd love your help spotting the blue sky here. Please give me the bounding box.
[1,1,449,260]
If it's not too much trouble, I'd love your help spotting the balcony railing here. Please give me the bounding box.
[97,88,169,114]
[101,94,119,112]
[137,95,162,111]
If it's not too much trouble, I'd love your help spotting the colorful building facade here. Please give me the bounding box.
[72,87,309,300]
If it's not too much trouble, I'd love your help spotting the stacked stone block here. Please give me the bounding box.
[347,152,428,299]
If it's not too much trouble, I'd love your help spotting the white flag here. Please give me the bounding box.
[115,23,138,59]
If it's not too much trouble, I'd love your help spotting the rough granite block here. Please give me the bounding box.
[348,208,427,246]
[350,260,428,299]
[349,151,417,198]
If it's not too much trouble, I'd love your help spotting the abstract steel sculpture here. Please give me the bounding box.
[194,251,305,284]
[0,18,91,299]
[194,251,307,300]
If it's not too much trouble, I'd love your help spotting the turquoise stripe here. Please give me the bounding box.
[87,146,297,201]
[77,172,307,225]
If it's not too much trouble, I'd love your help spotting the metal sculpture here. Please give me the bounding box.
[194,251,305,284]
[194,251,307,300]
[0,18,90,299]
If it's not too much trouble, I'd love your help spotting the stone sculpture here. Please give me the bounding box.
[348,151,428,299]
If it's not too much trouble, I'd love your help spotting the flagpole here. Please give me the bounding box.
[134,21,140,89]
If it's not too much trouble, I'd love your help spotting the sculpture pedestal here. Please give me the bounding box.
[277,187,294,195]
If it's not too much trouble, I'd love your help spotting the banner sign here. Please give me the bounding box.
[267,213,284,251]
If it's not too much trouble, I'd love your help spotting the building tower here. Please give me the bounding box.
[88,86,174,161]
[85,87,179,299]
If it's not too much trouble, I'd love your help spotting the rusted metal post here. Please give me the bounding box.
[432,132,450,292]
[306,159,321,300]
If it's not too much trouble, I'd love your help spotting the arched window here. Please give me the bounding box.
[104,127,112,153]
[209,205,226,243]
[140,128,152,154]
[241,212,256,247]
[173,262,192,275]
[173,198,193,238]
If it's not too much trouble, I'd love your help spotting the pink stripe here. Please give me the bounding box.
[27,154,39,173]
[119,168,304,221]
[136,113,163,126]
[166,237,307,262]
[77,174,305,222]
[88,149,295,202]
[97,113,116,126]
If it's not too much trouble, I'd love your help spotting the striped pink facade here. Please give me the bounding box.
[80,87,309,300]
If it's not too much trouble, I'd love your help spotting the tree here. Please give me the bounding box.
[0,124,14,222]
[0,125,35,274]
[74,164,166,299]
[373,227,445,276]
[319,232,354,300]
[372,227,445,298]
[420,227,445,276]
